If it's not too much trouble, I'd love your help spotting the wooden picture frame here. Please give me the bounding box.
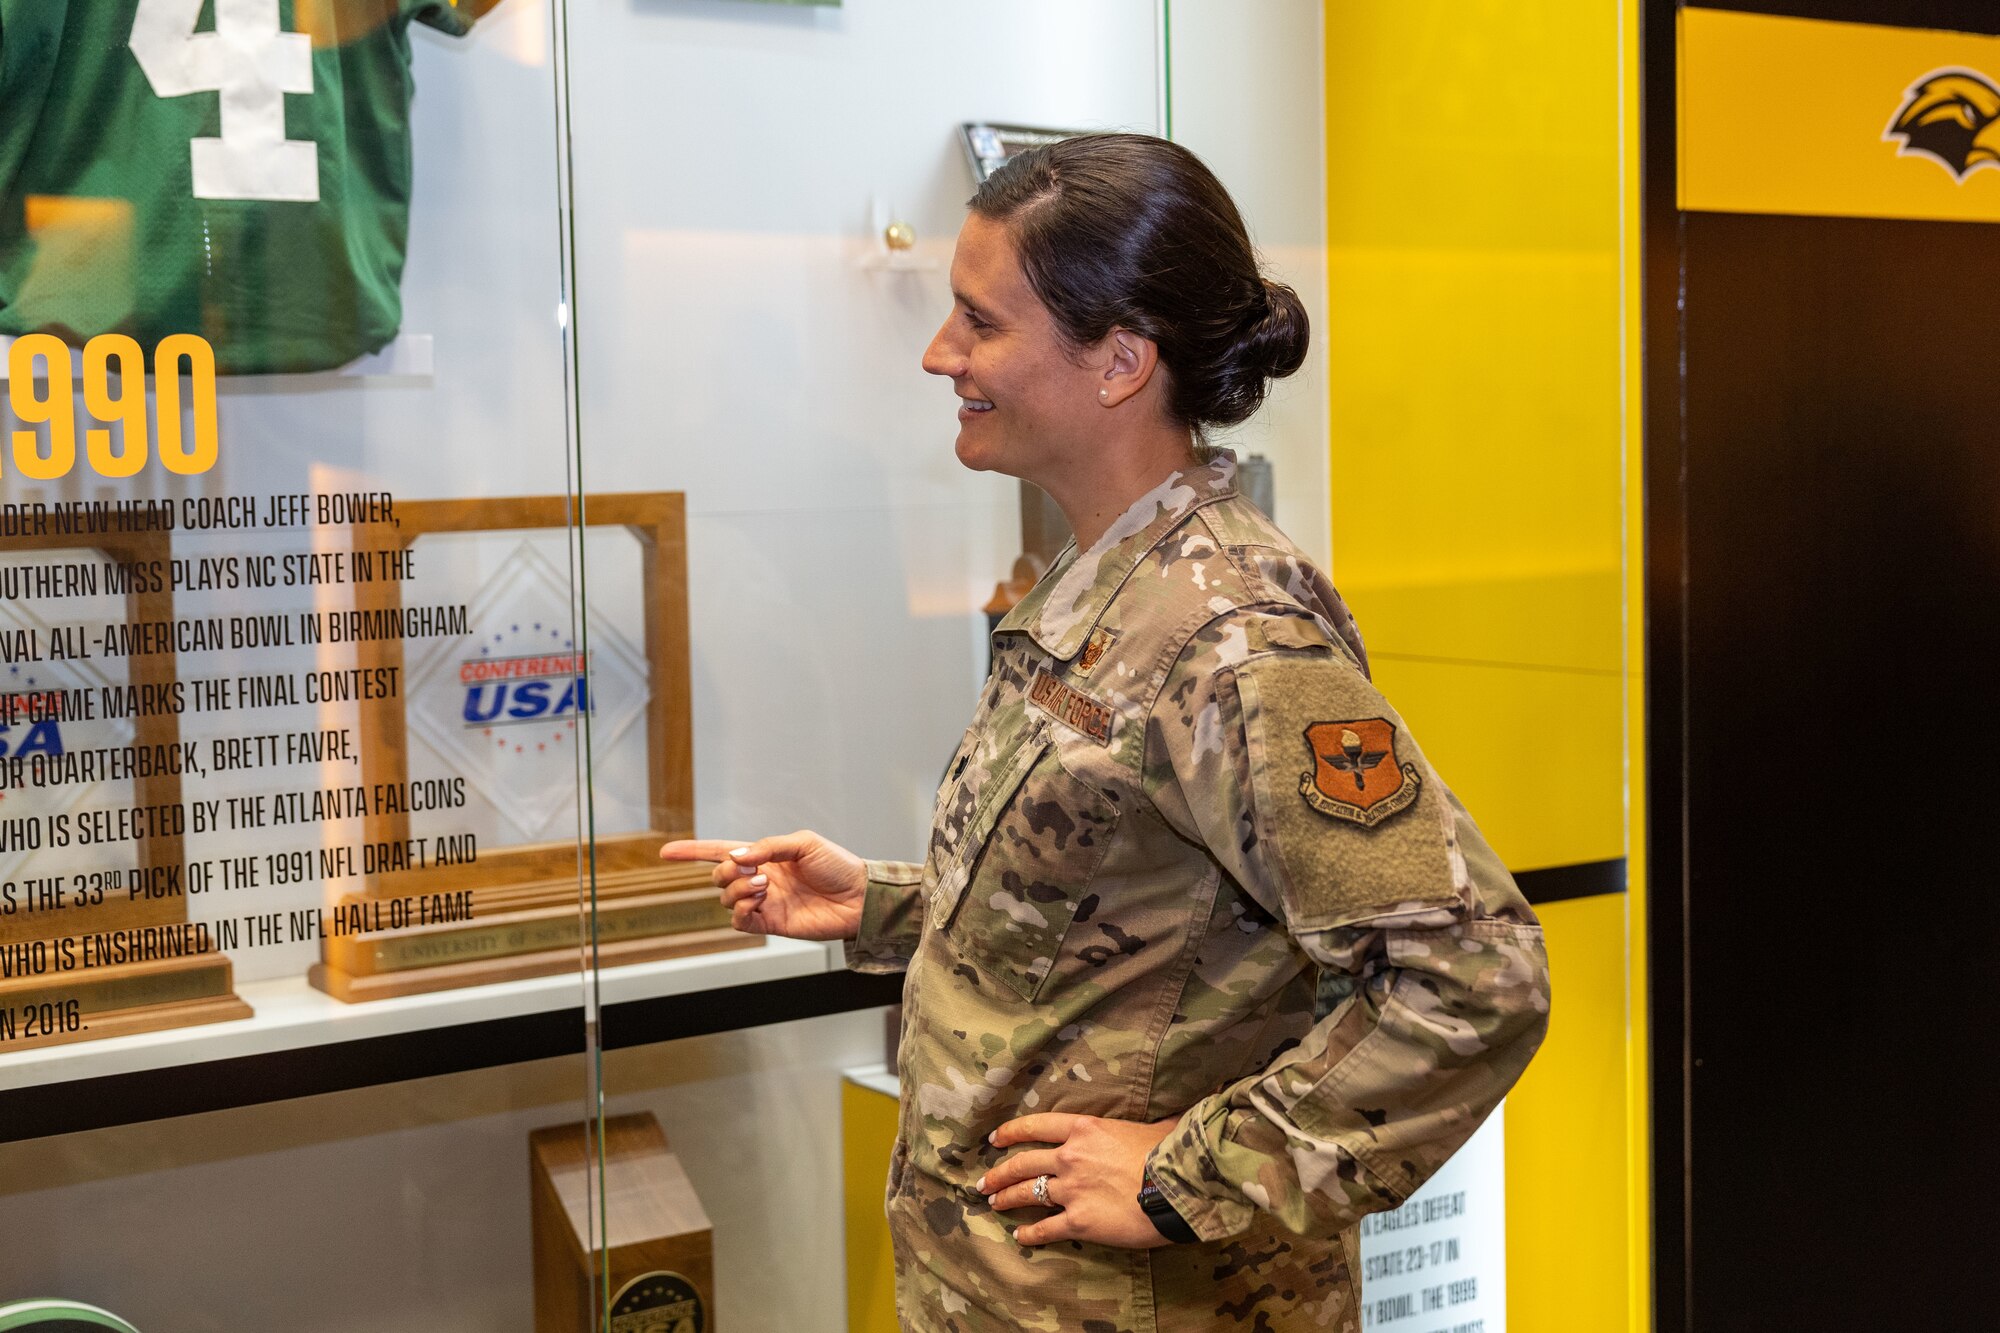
[353,492,693,887]
[311,492,751,1003]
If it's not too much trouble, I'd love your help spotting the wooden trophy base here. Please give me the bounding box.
[309,860,760,1003]
[0,949,252,1051]
[532,1112,714,1332]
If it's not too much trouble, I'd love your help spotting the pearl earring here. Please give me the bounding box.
[1099,389,1110,401]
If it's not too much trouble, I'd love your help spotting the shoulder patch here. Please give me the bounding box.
[1233,656,1462,930]
[1299,718,1421,826]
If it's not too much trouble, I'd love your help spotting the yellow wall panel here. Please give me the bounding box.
[843,1078,901,1333]
[1352,570,1622,677]
[1327,248,1622,608]
[1323,3,1619,254]
[1618,0,1652,1323]
[1506,892,1631,1330]
[1368,655,1623,873]
[1323,3,1641,1328]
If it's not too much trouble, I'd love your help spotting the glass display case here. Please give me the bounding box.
[0,0,595,1058]
[0,2,1638,1329]
[0,1,619,1324]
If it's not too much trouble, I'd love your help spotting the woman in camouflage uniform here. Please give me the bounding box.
[663,134,1550,1333]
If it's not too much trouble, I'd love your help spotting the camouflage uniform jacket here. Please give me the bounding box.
[848,454,1551,1333]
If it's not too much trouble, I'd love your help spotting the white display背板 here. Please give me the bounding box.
[1358,1104,1506,1333]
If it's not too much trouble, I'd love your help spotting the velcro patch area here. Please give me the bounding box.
[1234,655,1461,930]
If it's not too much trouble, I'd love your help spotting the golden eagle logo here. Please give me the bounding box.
[1886,68,2000,180]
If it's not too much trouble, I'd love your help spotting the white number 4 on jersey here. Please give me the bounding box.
[130,0,320,203]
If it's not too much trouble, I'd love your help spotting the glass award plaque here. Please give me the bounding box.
[958,121,1088,183]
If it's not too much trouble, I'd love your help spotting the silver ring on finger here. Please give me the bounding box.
[1032,1173,1052,1206]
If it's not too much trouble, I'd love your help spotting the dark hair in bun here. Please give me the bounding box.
[969,133,1309,440]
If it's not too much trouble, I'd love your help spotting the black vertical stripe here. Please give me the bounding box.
[1662,1,2000,1323]
[1641,2,1689,1329]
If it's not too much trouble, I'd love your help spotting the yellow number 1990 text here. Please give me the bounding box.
[7,332,220,479]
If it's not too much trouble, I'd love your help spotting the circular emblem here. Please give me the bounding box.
[608,1271,704,1333]
[0,1300,142,1333]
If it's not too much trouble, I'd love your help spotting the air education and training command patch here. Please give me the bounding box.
[1300,717,1422,827]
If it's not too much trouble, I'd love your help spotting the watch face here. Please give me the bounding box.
[607,1271,704,1333]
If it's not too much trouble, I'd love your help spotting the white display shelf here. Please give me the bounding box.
[0,935,836,1094]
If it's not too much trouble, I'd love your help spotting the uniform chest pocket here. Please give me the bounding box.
[941,746,1120,1003]
[927,723,983,871]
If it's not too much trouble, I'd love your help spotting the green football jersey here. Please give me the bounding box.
[0,0,493,374]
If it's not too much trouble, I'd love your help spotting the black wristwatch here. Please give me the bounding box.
[1137,1170,1199,1244]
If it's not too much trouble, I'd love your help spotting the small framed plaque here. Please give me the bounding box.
[959,122,1091,184]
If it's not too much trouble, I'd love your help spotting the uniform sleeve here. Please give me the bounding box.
[1141,610,1551,1242]
[843,859,925,974]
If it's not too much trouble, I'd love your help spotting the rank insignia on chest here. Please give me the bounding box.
[1027,671,1114,744]
[1076,627,1117,675]
[1299,717,1421,826]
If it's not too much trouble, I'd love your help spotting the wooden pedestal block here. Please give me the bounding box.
[0,948,251,1051]
[531,1112,714,1332]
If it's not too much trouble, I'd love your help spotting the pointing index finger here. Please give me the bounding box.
[658,839,743,863]
[735,831,815,864]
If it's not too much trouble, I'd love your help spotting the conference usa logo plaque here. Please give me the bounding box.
[404,537,650,843]
[310,492,727,1006]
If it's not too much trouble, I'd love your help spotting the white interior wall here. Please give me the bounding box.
[565,0,1161,862]
[1166,0,1330,565]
